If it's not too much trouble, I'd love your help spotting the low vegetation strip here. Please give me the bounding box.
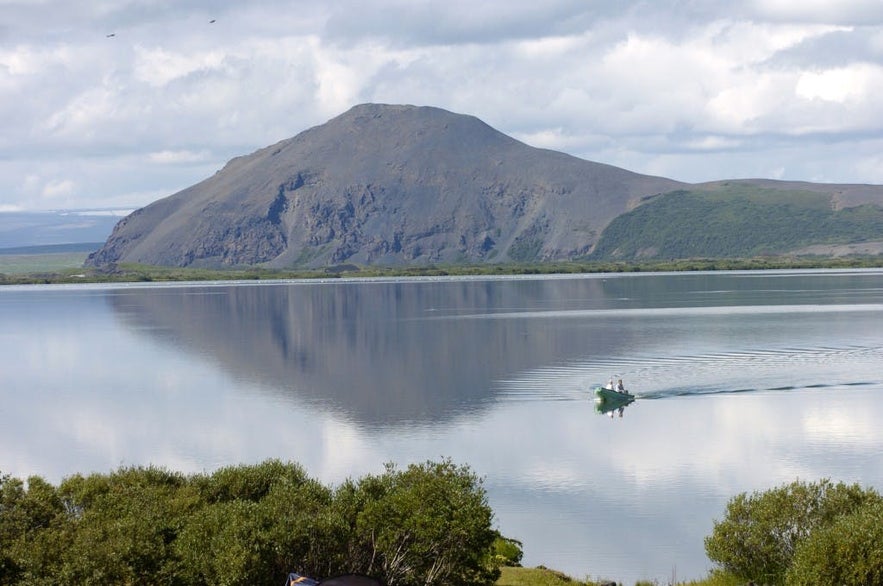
[0,252,92,276]
[2,255,883,286]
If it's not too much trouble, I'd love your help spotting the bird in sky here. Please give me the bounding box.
[209,19,216,23]
[106,33,115,38]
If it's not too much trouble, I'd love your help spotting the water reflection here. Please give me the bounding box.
[2,271,883,584]
[107,278,628,427]
[595,400,635,418]
[106,272,883,430]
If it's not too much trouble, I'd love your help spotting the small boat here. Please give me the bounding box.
[593,386,635,405]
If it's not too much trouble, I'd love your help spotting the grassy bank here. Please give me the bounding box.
[0,251,92,276]
[2,253,882,285]
[496,566,597,585]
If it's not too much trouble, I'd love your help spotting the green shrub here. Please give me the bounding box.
[491,534,524,567]
[785,501,883,586]
[176,499,271,585]
[704,479,882,585]
[0,460,503,586]
[56,469,199,585]
[352,459,499,586]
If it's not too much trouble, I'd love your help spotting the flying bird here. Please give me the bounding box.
[106,33,115,38]
[209,19,216,23]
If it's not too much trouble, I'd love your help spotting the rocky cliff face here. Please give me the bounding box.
[86,104,685,268]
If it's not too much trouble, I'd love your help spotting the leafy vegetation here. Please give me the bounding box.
[704,479,883,586]
[5,464,883,586]
[590,186,883,260]
[0,459,502,586]
[676,570,745,586]
[785,501,883,586]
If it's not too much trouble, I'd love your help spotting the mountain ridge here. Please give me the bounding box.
[86,104,883,268]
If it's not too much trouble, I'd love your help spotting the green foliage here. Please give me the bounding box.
[785,501,883,586]
[0,474,70,585]
[352,459,499,586]
[491,534,524,567]
[704,479,882,585]
[0,459,502,586]
[176,499,271,585]
[195,459,314,503]
[590,187,883,260]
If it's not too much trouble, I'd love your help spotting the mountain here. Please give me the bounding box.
[86,104,883,268]
[86,104,685,268]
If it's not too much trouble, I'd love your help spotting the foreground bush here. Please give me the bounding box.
[0,459,501,586]
[785,501,883,585]
[704,479,882,585]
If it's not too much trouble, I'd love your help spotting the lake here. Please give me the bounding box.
[2,269,882,584]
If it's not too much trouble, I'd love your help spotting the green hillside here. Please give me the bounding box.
[589,184,883,260]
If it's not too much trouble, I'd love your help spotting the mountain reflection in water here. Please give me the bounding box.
[107,273,883,430]
[109,278,622,428]
[2,270,883,585]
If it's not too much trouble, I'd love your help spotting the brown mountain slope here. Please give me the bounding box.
[86,104,686,268]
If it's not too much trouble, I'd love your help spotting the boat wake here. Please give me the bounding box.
[636,380,879,401]
[494,344,883,403]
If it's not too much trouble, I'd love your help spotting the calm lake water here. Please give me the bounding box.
[2,270,883,584]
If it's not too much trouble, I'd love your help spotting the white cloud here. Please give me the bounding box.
[148,149,211,164]
[1,1,883,210]
[41,178,74,198]
[134,45,227,87]
[795,64,874,102]
[752,0,883,24]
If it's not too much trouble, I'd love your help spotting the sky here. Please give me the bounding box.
[2,0,883,212]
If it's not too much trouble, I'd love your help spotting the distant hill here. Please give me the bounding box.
[0,242,104,255]
[0,210,125,252]
[86,104,883,268]
[590,182,883,260]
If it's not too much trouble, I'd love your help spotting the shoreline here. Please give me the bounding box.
[2,255,883,286]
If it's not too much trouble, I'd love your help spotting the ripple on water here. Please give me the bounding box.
[494,344,883,402]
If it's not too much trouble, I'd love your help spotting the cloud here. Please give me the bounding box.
[795,64,875,103]
[41,178,74,198]
[134,45,227,87]
[1,1,883,210]
[147,149,211,164]
[750,0,883,25]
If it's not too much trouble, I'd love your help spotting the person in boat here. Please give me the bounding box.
[616,379,625,392]
[605,378,615,390]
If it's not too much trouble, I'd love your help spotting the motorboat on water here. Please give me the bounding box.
[593,386,634,404]
[593,385,636,416]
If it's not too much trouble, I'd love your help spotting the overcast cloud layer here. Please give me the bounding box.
[3,0,883,211]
